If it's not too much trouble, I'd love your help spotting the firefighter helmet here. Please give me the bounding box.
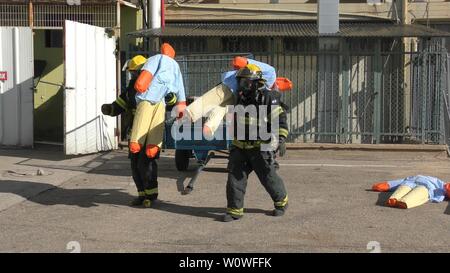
[236,64,264,81]
[128,55,147,71]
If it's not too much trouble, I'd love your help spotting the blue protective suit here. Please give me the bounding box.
[135,54,186,104]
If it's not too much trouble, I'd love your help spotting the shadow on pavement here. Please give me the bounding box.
[0,180,133,208]
[445,202,450,215]
[151,200,269,221]
[375,192,391,207]
[0,180,270,220]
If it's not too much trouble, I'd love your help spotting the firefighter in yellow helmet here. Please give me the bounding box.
[101,55,177,207]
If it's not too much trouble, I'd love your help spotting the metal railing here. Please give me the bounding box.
[0,4,28,27]
[0,3,117,28]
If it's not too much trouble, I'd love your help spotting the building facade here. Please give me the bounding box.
[0,0,143,144]
[136,0,450,144]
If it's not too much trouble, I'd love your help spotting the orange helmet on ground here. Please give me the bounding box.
[445,183,450,198]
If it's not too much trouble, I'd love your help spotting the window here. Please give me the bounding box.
[45,30,63,48]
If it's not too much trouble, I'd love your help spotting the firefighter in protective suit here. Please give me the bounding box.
[129,43,186,208]
[224,64,289,222]
[101,55,178,207]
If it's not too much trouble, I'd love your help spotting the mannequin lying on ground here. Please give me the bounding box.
[372,175,450,209]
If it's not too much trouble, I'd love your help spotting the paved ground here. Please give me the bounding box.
[1,146,450,253]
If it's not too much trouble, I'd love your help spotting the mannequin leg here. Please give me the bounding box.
[386,185,412,207]
[185,83,233,122]
[397,185,429,209]
[129,101,153,153]
[145,101,166,157]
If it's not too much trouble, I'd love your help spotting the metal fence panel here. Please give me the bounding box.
[176,53,254,98]
[0,3,117,29]
[142,40,448,145]
[0,27,34,147]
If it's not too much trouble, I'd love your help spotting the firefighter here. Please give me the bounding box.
[101,55,177,207]
[223,64,289,222]
[129,43,186,207]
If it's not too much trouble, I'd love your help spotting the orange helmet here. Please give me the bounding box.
[232,56,248,70]
[445,183,450,198]
[161,43,175,59]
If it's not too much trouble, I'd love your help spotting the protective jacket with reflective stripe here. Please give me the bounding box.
[233,88,289,143]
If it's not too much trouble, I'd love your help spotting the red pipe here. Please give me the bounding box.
[161,0,165,29]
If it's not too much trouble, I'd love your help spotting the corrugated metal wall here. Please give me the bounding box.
[0,27,34,147]
[64,20,117,155]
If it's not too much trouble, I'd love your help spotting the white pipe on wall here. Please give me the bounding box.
[150,0,161,29]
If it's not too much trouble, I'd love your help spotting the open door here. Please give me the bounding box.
[64,20,117,155]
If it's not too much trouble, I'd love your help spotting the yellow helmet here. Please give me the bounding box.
[128,55,147,71]
[236,64,264,81]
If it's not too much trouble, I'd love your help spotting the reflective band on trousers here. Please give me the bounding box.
[226,207,244,216]
[138,191,145,197]
[144,188,158,195]
[274,195,288,207]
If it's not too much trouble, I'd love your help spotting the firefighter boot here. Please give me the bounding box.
[130,192,145,206]
[273,202,288,217]
[142,198,152,208]
[222,213,242,222]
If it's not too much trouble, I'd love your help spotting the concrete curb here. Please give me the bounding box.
[121,141,447,152]
[285,143,448,152]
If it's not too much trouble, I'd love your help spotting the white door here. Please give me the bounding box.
[64,20,117,155]
[0,27,34,147]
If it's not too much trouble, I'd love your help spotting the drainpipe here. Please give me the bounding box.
[161,0,165,29]
[148,0,161,51]
[28,0,33,28]
[401,0,412,136]
[401,0,408,25]
[149,0,161,29]
[116,1,121,146]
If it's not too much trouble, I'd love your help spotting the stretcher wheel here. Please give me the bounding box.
[175,149,192,171]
